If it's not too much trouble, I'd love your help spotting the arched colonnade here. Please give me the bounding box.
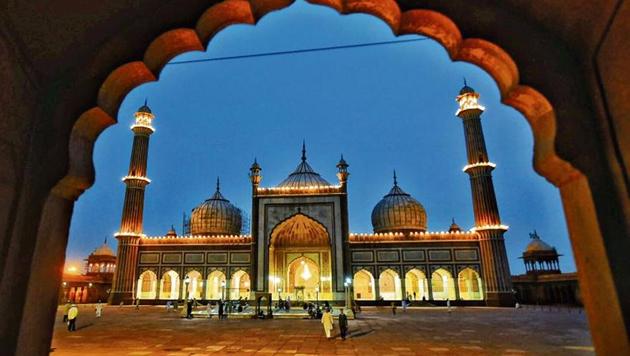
[353,267,483,301]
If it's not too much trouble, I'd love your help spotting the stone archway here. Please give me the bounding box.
[269,213,332,301]
[1,1,629,354]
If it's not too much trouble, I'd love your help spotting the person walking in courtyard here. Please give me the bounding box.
[321,308,334,339]
[391,301,397,315]
[67,303,78,332]
[338,308,348,340]
[186,298,193,319]
[95,300,103,318]
[62,300,71,323]
[218,300,224,320]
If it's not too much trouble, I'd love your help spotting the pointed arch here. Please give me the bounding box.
[353,269,375,300]
[379,269,402,300]
[136,270,157,299]
[405,268,428,301]
[431,268,456,300]
[206,270,226,300]
[458,268,483,300]
[183,270,203,300]
[160,270,180,300]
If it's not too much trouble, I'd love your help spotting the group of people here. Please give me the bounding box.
[62,299,104,332]
[321,307,349,340]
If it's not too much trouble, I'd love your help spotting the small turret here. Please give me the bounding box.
[336,154,349,186]
[249,158,262,187]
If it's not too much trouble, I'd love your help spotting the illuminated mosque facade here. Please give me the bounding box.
[110,85,515,306]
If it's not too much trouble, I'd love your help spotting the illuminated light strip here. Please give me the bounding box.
[114,232,146,238]
[257,185,342,192]
[130,124,155,133]
[122,176,151,183]
[141,234,252,240]
[470,224,509,232]
[462,162,496,172]
[455,104,485,116]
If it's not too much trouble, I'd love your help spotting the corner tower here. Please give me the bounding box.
[110,101,155,304]
[455,83,513,306]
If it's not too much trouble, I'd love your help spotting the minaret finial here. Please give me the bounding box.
[301,140,307,162]
[393,170,398,186]
[463,77,467,87]
[144,97,148,106]
[104,236,107,245]
[452,217,455,224]
[216,177,220,192]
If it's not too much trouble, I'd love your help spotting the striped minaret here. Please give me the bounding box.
[110,100,155,305]
[456,82,513,306]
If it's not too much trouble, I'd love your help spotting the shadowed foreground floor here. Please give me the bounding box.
[50,305,593,355]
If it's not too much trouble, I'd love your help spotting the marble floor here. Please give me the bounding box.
[50,305,593,355]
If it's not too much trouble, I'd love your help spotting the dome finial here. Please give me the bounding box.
[144,97,148,107]
[452,217,456,224]
[216,177,220,192]
[301,140,307,162]
[393,170,398,186]
[463,77,467,87]
[529,230,540,239]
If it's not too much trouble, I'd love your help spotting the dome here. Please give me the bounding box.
[189,178,242,236]
[448,218,462,232]
[277,142,331,188]
[525,231,555,253]
[165,225,177,237]
[459,79,475,95]
[371,172,427,233]
[137,99,152,113]
[92,240,115,257]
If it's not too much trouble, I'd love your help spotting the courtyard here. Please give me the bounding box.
[50,305,593,355]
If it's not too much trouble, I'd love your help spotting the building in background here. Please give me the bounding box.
[59,240,116,304]
[512,231,581,305]
[109,85,515,306]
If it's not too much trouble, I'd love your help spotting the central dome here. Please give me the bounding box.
[371,172,427,233]
[277,142,331,188]
[189,178,242,236]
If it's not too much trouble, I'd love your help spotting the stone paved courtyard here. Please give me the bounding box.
[50,305,593,355]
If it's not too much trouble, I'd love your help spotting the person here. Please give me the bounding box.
[186,298,193,319]
[447,299,452,314]
[95,300,103,318]
[321,308,334,339]
[218,300,224,320]
[67,303,78,332]
[338,308,348,340]
[135,298,140,310]
[402,298,408,313]
[391,301,397,315]
[207,301,213,318]
[62,300,71,323]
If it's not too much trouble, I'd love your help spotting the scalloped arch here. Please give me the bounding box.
[56,0,580,201]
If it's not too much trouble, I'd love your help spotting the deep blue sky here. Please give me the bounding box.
[66,0,575,275]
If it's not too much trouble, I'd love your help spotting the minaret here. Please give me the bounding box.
[456,82,513,306]
[110,100,155,304]
[249,158,262,291]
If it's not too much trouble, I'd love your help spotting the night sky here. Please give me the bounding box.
[66,1,575,275]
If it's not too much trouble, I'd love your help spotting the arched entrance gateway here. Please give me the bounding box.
[269,213,333,301]
[1,1,629,355]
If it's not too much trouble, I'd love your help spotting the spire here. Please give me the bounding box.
[463,77,467,87]
[144,97,148,107]
[104,236,107,245]
[393,170,398,186]
[216,177,220,192]
[301,140,307,162]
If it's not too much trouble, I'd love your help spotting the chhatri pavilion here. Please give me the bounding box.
[110,85,514,306]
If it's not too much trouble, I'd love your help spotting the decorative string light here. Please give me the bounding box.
[462,162,496,172]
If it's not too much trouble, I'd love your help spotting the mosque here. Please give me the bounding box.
[109,84,515,307]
